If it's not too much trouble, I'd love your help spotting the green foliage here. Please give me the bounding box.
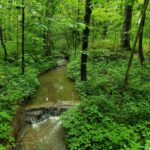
[0,0,150,149]
[62,104,150,150]
[0,56,57,148]
[66,58,80,81]
[62,48,150,150]
[0,66,38,109]
[0,145,6,150]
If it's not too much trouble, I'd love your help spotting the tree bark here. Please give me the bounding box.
[124,0,149,90]
[0,27,7,63]
[121,3,133,50]
[81,0,92,81]
[138,0,147,65]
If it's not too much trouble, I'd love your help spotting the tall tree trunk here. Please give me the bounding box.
[102,0,109,39]
[77,0,82,23]
[139,0,147,65]
[22,0,25,75]
[81,0,92,81]
[121,2,133,50]
[8,0,12,41]
[74,0,82,58]
[124,0,149,90]
[0,27,7,63]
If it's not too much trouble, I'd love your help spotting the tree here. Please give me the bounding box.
[124,0,149,89]
[81,0,92,81]
[44,0,58,56]
[121,0,133,50]
[21,0,25,75]
[0,26,7,63]
[15,6,20,60]
[44,0,51,56]
[138,0,147,65]
[102,0,109,39]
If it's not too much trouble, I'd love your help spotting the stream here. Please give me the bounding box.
[15,59,79,150]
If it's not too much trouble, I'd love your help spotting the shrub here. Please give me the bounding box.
[0,56,57,148]
[62,48,150,150]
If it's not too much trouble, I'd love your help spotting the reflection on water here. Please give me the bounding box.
[27,67,79,108]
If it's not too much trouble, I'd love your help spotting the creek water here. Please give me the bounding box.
[26,66,79,109]
[16,60,79,150]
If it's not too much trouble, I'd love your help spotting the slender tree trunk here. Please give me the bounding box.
[121,2,133,50]
[22,0,25,75]
[45,30,51,56]
[102,0,109,39]
[8,0,12,41]
[73,0,82,58]
[0,27,7,63]
[44,0,51,56]
[124,0,149,90]
[77,0,82,22]
[74,30,77,58]
[81,0,92,81]
[102,22,107,39]
[16,9,19,60]
[139,0,147,65]
[76,0,82,42]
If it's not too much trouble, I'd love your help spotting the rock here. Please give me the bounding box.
[24,101,77,124]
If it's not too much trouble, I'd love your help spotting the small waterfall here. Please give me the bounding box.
[32,117,50,129]
[31,116,60,129]
[15,66,79,150]
[18,115,67,150]
[17,106,69,150]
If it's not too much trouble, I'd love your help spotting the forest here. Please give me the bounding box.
[0,0,150,149]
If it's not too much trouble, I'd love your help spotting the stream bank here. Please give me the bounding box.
[14,59,79,150]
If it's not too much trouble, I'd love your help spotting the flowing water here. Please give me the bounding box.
[18,117,67,150]
[16,60,79,150]
[27,67,79,109]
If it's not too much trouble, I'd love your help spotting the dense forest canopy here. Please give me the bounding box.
[0,0,150,149]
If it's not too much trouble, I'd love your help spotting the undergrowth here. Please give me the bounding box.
[0,55,57,149]
[61,48,150,150]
